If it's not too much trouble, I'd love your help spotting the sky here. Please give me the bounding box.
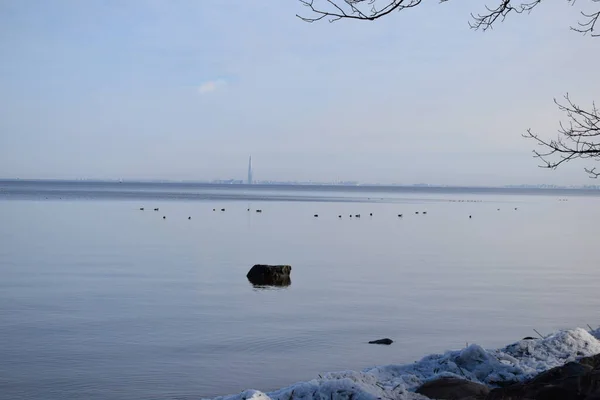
[1,0,599,185]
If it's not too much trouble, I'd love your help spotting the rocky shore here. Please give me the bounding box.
[209,327,600,400]
[416,352,600,399]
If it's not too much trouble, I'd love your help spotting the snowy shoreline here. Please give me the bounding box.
[208,327,600,400]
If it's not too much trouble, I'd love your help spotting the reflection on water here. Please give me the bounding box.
[247,275,292,289]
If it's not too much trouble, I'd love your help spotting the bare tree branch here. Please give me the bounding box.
[297,0,600,35]
[296,0,425,23]
[469,0,541,31]
[296,0,600,36]
[571,0,600,36]
[523,94,600,178]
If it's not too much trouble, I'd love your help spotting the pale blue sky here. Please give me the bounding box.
[1,0,598,185]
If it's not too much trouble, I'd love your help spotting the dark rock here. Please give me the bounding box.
[582,371,600,397]
[585,390,600,400]
[246,264,291,287]
[486,384,526,400]
[580,354,600,370]
[416,377,489,400]
[522,337,536,340]
[535,385,581,400]
[531,362,592,386]
[368,338,393,345]
[486,361,598,400]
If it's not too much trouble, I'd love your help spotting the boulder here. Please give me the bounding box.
[580,354,600,370]
[416,377,490,399]
[534,385,581,400]
[585,391,600,400]
[530,362,593,386]
[246,264,292,287]
[486,360,599,400]
[368,338,393,345]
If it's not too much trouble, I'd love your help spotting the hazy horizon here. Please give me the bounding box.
[1,1,599,185]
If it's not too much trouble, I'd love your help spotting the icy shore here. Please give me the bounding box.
[208,327,600,400]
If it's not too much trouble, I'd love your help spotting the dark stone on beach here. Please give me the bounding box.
[368,338,393,345]
[486,360,598,400]
[585,390,600,400]
[246,264,291,287]
[579,354,600,370]
[531,362,592,386]
[535,385,581,400]
[416,377,490,400]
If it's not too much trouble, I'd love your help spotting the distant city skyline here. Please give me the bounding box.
[2,153,600,189]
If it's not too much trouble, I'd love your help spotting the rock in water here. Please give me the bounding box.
[368,338,393,345]
[416,377,490,400]
[246,264,292,287]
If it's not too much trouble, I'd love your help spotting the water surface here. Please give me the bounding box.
[1,181,599,399]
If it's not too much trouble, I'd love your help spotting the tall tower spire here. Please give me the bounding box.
[247,156,253,185]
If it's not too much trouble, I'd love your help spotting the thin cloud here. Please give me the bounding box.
[198,79,227,94]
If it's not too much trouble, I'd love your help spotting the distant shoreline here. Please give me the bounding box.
[1,178,599,196]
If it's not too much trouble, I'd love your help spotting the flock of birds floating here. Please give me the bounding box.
[138,205,519,220]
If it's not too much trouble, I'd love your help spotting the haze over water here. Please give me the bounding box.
[1,181,599,399]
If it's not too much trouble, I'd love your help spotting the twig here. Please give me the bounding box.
[533,329,545,339]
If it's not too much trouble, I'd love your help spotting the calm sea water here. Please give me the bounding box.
[1,181,599,400]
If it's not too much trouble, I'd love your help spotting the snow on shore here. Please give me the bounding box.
[209,327,600,400]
